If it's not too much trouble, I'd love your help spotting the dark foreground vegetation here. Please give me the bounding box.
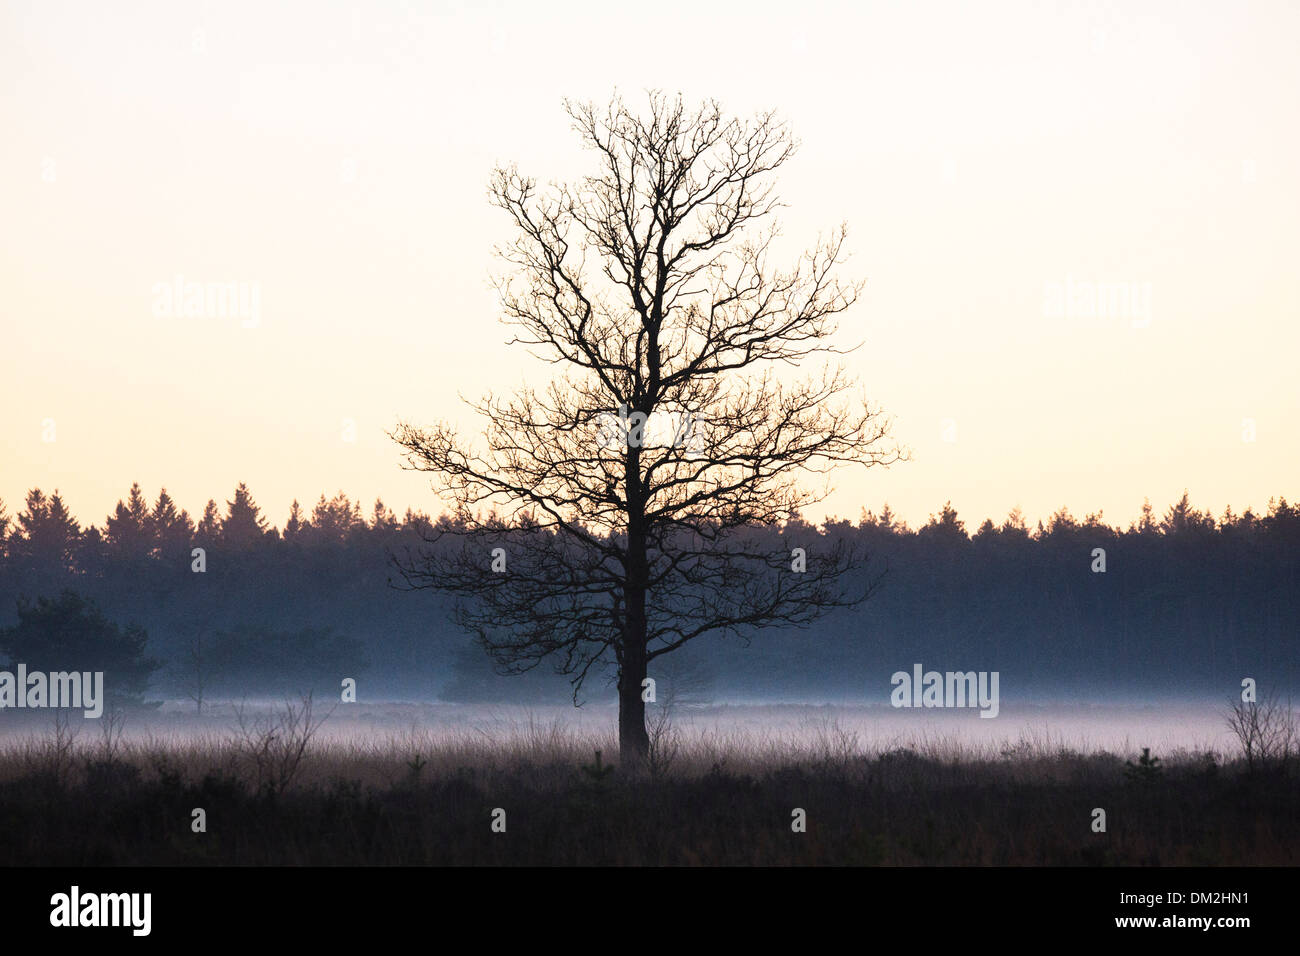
[3,723,1296,865]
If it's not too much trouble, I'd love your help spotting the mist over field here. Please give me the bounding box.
[0,699,1246,759]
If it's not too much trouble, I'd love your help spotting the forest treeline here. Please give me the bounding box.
[0,483,1297,702]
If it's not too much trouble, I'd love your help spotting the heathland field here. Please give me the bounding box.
[1,701,1296,865]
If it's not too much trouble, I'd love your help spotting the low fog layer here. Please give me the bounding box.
[0,700,1243,757]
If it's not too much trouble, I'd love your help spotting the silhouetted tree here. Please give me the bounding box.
[1001,506,1030,539]
[283,500,306,542]
[151,488,194,562]
[0,591,160,707]
[1163,490,1214,536]
[221,482,268,549]
[919,501,966,541]
[1135,497,1157,535]
[1263,497,1300,536]
[104,482,153,567]
[1043,506,1080,539]
[10,489,80,574]
[392,92,902,761]
[196,499,222,544]
[307,492,362,546]
[371,499,399,535]
[73,525,108,581]
[187,631,207,714]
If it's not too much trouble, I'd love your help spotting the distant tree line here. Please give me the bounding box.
[0,484,1296,702]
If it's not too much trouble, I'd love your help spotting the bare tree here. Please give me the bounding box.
[392,92,903,762]
[185,630,208,716]
[97,705,126,764]
[645,655,711,778]
[232,693,331,797]
[1226,689,1297,774]
[37,709,81,788]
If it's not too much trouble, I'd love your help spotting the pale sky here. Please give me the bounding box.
[2,0,1297,531]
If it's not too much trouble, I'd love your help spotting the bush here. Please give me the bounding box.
[1226,690,1297,774]
[0,591,160,707]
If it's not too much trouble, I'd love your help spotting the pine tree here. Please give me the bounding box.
[877,502,897,533]
[104,482,153,560]
[1264,496,1300,536]
[1000,506,1029,537]
[1046,506,1078,536]
[75,525,108,577]
[1082,510,1111,531]
[1161,490,1210,535]
[309,491,361,544]
[1137,497,1156,535]
[13,488,81,571]
[1220,505,1237,529]
[196,499,222,543]
[371,498,399,534]
[152,488,194,560]
[920,501,966,540]
[221,482,268,548]
[284,499,305,541]
[15,488,46,542]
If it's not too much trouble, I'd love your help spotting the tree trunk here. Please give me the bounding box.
[618,640,650,764]
[620,437,651,764]
[619,574,650,763]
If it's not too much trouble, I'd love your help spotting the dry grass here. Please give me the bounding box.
[0,706,1260,792]
[0,703,1296,865]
